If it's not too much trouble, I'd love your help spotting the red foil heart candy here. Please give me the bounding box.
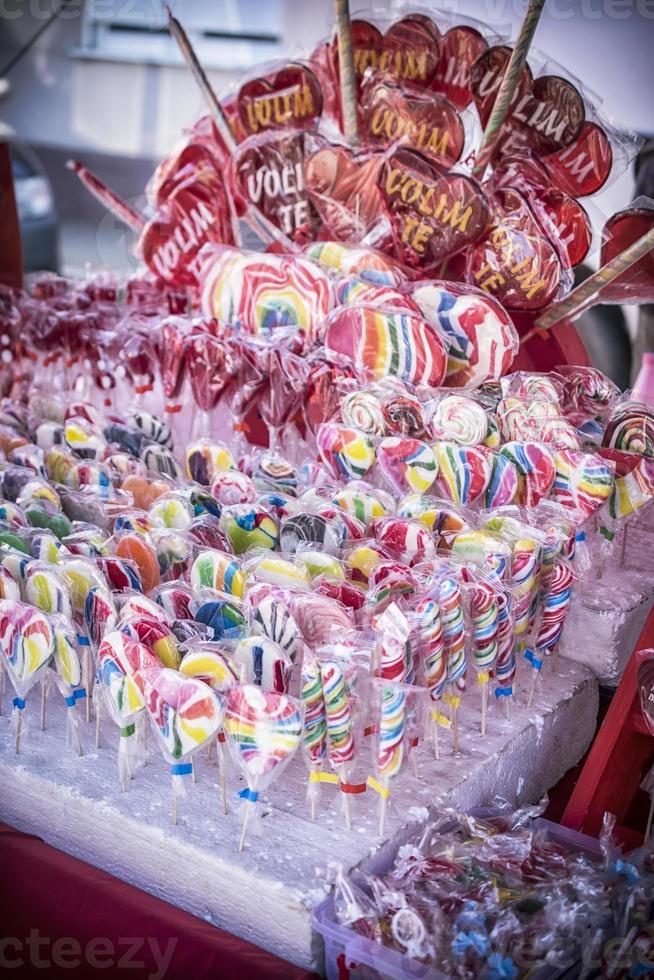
[237,63,323,137]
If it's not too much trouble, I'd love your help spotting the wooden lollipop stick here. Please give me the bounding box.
[378,791,388,838]
[472,0,546,179]
[216,739,227,815]
[433,719,440,761]
[0,668,4,715]
[95,697,101,749]
[334,0,360,148]
[646,795,654,840]
[342,790,352,831]
[172,795,178,826]
[66,160,145,233]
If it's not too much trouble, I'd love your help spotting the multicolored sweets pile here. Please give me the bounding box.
[331,802,654,979]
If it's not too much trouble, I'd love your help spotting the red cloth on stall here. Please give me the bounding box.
[0,822,319,979]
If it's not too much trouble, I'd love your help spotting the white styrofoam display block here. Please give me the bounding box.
[559,509,654,686]
[0,657,598,972]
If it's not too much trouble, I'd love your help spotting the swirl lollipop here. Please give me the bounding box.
[551,450,614,522]
[430,395,488,446]
[432,443,490,506]
[224,684,303,850]
[412,594,446,757]
[378,437,437,495]
[300,649,327,820]
[321,659,357,829]
[341,388,386,437]
[317,423,376,481]
[439,576,466,754]
[138,666,224,824]
[499,442,555,508]
[0,599,54,753]
[190,550,246,598]
[97,631,159,790]
[602,400,654,458]
[231,635,292,693]
[371,679,412,836]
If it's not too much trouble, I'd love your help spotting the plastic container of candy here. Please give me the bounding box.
[312,817,602,980]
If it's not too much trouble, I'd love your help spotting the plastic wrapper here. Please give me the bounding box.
[377,436,437,496]
[223,683,303,849]
[369,677,425,835]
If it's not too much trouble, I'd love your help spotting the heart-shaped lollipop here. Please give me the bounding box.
[305,146,385,243]
[430,25,487,109]
[233,130,318,241]
[336,15,441,91]
[543,122,613,198]
[237,62,323,136]
[380,148,491,269]
[0,599,53,694]
[551,450,614,521]
[138,667,223,761]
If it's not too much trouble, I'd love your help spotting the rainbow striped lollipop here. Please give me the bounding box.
[321,660,357,827]
[535,560,574,655]
[551,450,614,521]
[432,443,490,505]
[439,576,466,754]
[412,594,446,758]
[224,684,303,850]
[300,650,328,819]
[374,681,407,836]
[0,599,54,752]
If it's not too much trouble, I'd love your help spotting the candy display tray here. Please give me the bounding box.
[313,819,603,980]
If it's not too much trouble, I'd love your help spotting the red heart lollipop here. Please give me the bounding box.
[187,332,235,413]
[333,15,441,96]
[237,63,323,136]
[233,130,318,242]
[380,148,491,270]
[543,121,613,198]
[305,145,385,243]
[470,45,533,128]
[154,316,190,401]
[140,162,233,285]
[467,188,563,310]
[361,75,464,168]
[430,25,488,109]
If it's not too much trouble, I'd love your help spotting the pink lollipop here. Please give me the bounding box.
[316,423,375,481]
[499,442,556,508]
[370,517,437,566]
[484,454,519,508]
[292,593,352,650]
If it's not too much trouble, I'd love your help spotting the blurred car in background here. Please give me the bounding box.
[10,139,59,272]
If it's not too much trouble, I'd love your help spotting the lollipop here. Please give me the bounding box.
[248,586,303,661]
[120,615,181,669]
[430,395,488,445]
[381,389,427,439]
[494,591,515,711]
[325,306,447,387]
[300,649,327,819]
[551,450,614,521]
[439,576,466,753]
[374,602,412,683]
[64,417,106,459]
[602,400,654,458]
[377,437,437,495]
[293,593,352,650]
[97,631,158,788]
[499,442,555,508]
[250,555,311,592]
[211,469,257,506]
[346,541,390,585]
[412,594,446,757]
[609,455,654,520]
[0,599,54,752]
[224,684,303,850]
[432,443,490,505]
[190,550,246,598]
[84,586,118,652]
[341,389,386,437]
[179,648,236,693]
[138,666,224,823]
[371,517,437,566]
[132,410,173,449]
[252,453,299,496]
[484,454,519,508]
[149,496,194,530]
[194,596,246,642]
[398,494,468,549]
[51,619,84,755]
[321,660,357,829]
[141,443,182,480]
[372,681,407,836]
[115,533,161,592]
[23,564,72,618]
[535,560,573,655]
[317,424,376,481]
[332,487,388,525]
[299,550,345,581]
[186,439,235,485]
[231,635,292,692]
[219,504,279,554]
[280,512,344,555]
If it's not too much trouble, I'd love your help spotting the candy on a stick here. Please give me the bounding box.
[398,494,468,550]
[373,601,412,683]
[370,679,413,836]
[340,389,386,437]
[249,555,311,592]
[499,442,555,508]
[219,503,279,554]
[24,563,72,618]
[120,614,181,669]
[304,241,405,286]
[97,631,159,789]
[300,649,328,820]
[324,306,447,387]
[367,560,417,613]
[194,594,246,642]
[381,388,427,440]
[468,577,499,736]
[317,423,375,481]
[484,454,519,508]
[438,575,466,753]
[412,593,446,757]
[224,684,303,850]
[602,399,654,458]
[84,586,117,652]
[211,469,257,506]
[190,550,246,598]
[432,443,490,506]
[231,635,292,693]
[608,455,654,520]
[371,517,437,567]
[320,659,357,829]
[50,617,84,755]
[0,599,54,753]
[149,495,194,530]
[332,487,388,525]
[297,549,345,582]
[293,592,353,651]
[280,512,345,555]
[138,666,224,823]
[247,585,303,662]
[551,450,614,522]
[252,452,299,496]
[510,537,542,655]
[430,395,489,446]
[535,559,573,656]
[377,437,438,495]
[115,533,161,592]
